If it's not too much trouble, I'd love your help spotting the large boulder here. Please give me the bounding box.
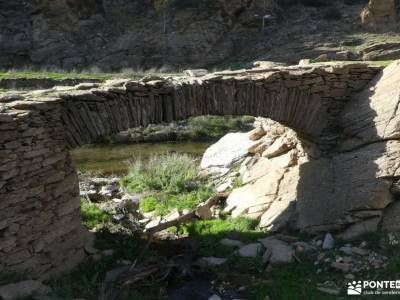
[200,132,258,174]
[223,121,308,221]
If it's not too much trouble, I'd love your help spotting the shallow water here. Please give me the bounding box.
[70,141,212,175]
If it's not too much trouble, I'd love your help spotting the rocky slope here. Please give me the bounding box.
[1,0,400,71]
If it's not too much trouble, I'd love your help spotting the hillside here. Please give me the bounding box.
[0,0,400,71]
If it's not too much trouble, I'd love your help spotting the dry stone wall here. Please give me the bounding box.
[0,100,89,280]
[0,63,386,278]
[60,64,379,150]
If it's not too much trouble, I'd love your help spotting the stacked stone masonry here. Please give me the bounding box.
[1,62,398,278]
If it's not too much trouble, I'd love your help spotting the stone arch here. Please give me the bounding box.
[60,65,379,149]
[1,62,394,279]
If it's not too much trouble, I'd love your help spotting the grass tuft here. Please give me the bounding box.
[139,186,213,216]
[81,200,111,230]
[123,153,214,216]
[184,217,265,257]
[122,153,198,194]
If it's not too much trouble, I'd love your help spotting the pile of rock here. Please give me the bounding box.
[78,173,221,236]
[195,235,295,269]
[314,233,389,295]
[78,174,145,231]
[196,232,390,297]
[79,175,123,202]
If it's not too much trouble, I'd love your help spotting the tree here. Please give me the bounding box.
[154,0,169,34]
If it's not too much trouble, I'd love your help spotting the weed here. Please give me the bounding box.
[122,153,199,194]
[123,153,214,216]
[81,200,111,230]
[140,195,159,213]
[139,185,213,216]
[184,217,266,256]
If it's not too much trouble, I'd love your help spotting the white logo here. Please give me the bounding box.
[348,281,362,295]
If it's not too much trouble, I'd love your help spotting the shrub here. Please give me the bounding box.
[122,153,198,193]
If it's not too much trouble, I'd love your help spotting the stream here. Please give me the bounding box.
[71,141,212,175]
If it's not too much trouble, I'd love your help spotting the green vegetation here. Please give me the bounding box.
[244,232,400,300]
[367,60,394,68]
[139,195,159,213]
[71,142,211,175]
[50,230,165,300]
[310,60,394,68]
[81,200,111,230]
[0,70,110,81]
[122,153,213,216]
[140,185,213,216]
[122,153,198,193]
[187,115,254,140]
[0,69,179,81]
[248,261,338,300]
[0,230,165,299]
[184,217,265,257]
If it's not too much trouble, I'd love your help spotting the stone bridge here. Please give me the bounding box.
[1,62,400,279]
